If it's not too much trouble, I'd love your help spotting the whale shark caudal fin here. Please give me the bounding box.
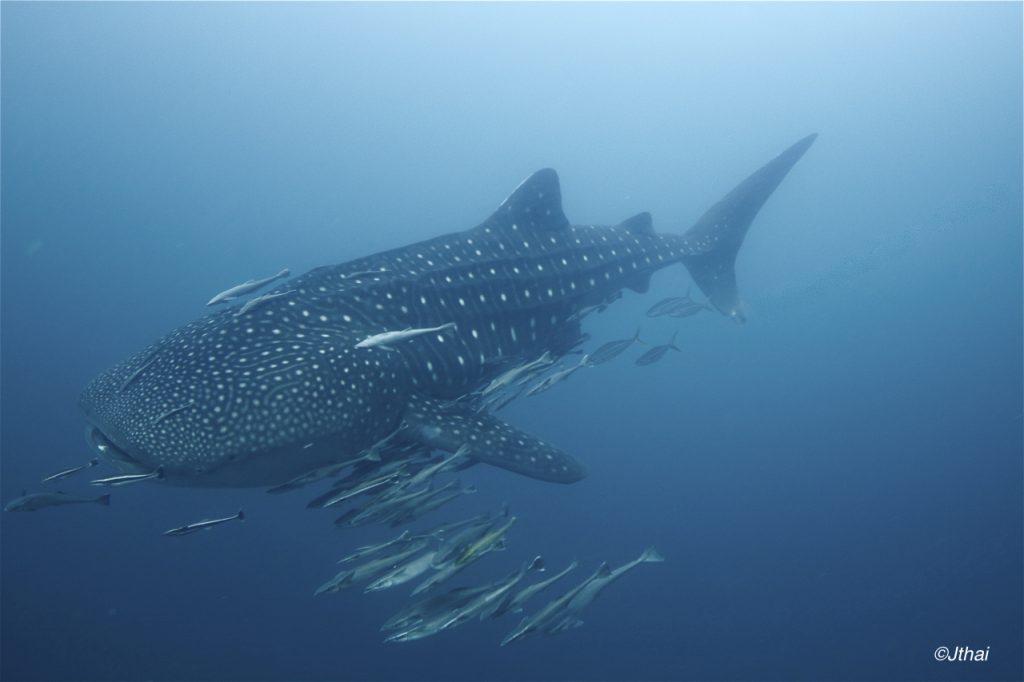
[681,133,817,323]
[397,395,587,484]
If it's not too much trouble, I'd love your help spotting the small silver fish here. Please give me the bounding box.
[41,458,100,484]
[634,333,681,366]
[207,268,290,306]
[588,329,642,366]
[163,510,244,536]
[645,296,690,317]
[90,467,165,487]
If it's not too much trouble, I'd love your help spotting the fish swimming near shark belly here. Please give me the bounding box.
[78,135,816,488]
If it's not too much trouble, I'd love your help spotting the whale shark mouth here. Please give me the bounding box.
[85,425,151,474]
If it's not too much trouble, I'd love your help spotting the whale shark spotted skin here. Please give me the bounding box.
[79,135,816,488]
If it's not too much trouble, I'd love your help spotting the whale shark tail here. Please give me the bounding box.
[681,134,817,323]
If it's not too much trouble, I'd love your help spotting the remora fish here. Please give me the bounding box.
[163,510,245,536]
[382,585,495,642]
[90,467,164,487]
[480,351,555,396]
[207,268,290,306]
[403,447,468,489]
[41,458,100,484]
[355,323,457,350]
[562,546,664,617]
[266,449,381,494]
[317,473,400,509]
[316,540,429,595]
[364,550,439,592]
[455,514,517,566]
[490,558,579,618]
[79,136,816,488]
[389,558,544,640]
[4,491,110,512]
[234,290,293,317]
[634,332,681,366]
[381,584,492,633]
[387,483,477,526]
[337,529,416,565]
[524,355,592,397]
[500,564,603,646]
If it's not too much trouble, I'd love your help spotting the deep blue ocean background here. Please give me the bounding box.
[2,3,1021,681]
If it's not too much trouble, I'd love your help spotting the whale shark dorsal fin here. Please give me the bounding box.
[398,395,586,484]
[487,169,569,233]
[617,212,653,235]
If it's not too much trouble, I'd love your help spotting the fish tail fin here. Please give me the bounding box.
[528,555,545,572]
[680,134,816,323]
[669,331,681,353]
[640,546,665,563]
[237,510,245,521]
[96,494,111,506]
[155,466,166,480]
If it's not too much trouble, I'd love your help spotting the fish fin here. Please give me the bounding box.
[641,546,665,562]
[596,561,612,578]
[669,331,681,352]
[528,555,545,572]
[681,134,816,323]
[399,395,586,484]
[237,510,245,521]
[155,466,165,480]
[486,169,569,233]
[617,211,654,235]
[97,494,111,506]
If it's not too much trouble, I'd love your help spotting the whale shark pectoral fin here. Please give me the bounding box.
[398,395,586,484]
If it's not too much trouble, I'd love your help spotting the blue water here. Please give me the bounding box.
[2,3,1021,681]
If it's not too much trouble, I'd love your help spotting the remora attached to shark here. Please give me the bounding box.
[79,135,816,487]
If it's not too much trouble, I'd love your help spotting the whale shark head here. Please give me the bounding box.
[79,306,404,487]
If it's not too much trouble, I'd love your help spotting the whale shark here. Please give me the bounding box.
[79,135,816,487]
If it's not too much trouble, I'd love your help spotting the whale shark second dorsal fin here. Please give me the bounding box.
[487,169,569,233]
[617,212,653,235]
